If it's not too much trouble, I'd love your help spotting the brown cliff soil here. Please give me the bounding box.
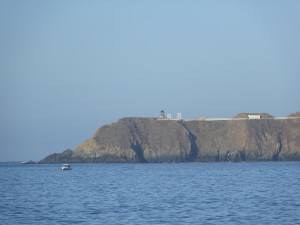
[288,112,300,117]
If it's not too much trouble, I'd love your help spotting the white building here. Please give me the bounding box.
[248,115,261,119]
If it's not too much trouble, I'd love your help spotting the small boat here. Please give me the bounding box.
[61,164,72,170]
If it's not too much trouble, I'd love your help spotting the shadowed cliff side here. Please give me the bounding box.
[39,115,300,163]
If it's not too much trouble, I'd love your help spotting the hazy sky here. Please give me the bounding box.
[1,0,299,161]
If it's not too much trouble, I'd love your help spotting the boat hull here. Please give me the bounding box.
[61,164,72,170]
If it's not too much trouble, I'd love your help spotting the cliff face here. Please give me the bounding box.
[72,118,192,163]
[184,119,300,162]
[39,116,300,163]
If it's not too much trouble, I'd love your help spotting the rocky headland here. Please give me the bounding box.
[39,112,300,163]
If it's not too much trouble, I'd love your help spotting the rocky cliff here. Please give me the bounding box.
[39,113,300,163]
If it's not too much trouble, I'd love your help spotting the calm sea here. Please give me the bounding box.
[0,162,299,225]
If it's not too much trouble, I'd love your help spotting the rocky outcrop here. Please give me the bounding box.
[21,160,36,164]
[287,112,300,118]
[39,149,74,163]
[39,114,300,163]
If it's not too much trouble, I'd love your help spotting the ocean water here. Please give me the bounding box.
[0,162,299,225]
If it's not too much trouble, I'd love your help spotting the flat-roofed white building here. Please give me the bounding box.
[248,115,261,119]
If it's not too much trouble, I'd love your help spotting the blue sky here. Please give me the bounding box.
[1,0,299,161]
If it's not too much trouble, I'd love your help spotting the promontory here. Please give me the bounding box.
[39,112,300,163]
